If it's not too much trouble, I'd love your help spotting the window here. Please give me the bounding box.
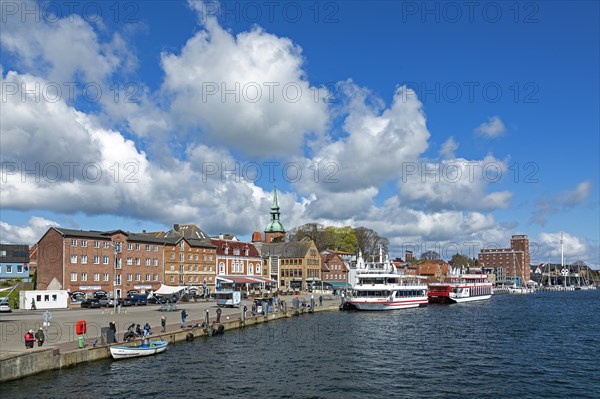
[179,254,184,262]
[71,239,77,247]
[136,244,140,250]
[71,272,77,281]
[127,243,133,250]
[145,258,151,266]
[135,258,141,266]
[70,255,77,264]
[7,265,12,273]
[93,241,99,248]
[194,265,198,271]
[188,276,193,282]
[248,264,253,275]
[154,245,159,252]
[126,257,133,265]
[170,276,175,283]
[153,258,158,266]
[17,265,23,273]
[104,242,110,249]
[93,256,100,264]
[153,274,158,281]
[115,275,121,285]
[81,240,87,247]
[170,253,175,260]
[116,258,122,269]
[170,265,175,271]
[103,273,110,281]
[219,262,225,274]
[146,244,150,251]
[179,241,185,251]
[93,273,100,282]
[145,274,150,281]
[103,256,109,265]
[81,273,87,281]
[208,276,213,282]
[127,274,133,282]
[188,254,193,260]
[209,255,213,261]
[135,274,141,281]
[81,255,87,264]
[195,254,198,261]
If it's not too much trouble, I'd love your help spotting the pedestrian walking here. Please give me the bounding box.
[35,327,45,347]
[181,309,188,328]
[161,315,167,332]
[24,329,35,349]
[319,295,323,306]
[216,307,222,323]
[31,298,36,310]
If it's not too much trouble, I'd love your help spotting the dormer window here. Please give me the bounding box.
[224,244,229,255]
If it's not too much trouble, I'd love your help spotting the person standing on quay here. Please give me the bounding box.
[181,309,188,328]
[24,329,35,349]
[35,327,45,347]
[161,315,167,332]
[216,307,222,323]
[109,320,117,343]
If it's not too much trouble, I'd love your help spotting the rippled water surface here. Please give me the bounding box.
[2,291,599,398]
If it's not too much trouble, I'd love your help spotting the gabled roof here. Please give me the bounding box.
[320,253,347,272]
[262,241,313,259]
[163,224,210,240]
[211,239,260,257]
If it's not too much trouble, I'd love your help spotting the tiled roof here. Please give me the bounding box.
[211,239,260,257]
[262,241,312,258]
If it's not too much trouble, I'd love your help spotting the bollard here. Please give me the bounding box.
[78,336,85,349]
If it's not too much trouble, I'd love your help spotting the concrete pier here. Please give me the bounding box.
[0,297,340,382]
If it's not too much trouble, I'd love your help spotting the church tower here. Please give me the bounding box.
[264,186,286,243]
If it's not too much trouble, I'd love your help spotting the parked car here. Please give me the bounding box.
[98,297,116,307]
[80,299,101,308]
[128,294,147,306]
[118,298,132,307]
[0,301,11,313]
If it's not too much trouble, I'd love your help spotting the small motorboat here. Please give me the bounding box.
[110,340,168,360]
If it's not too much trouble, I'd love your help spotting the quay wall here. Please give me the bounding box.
[0,305,339,382]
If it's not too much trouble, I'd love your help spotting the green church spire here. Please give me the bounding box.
[265,185,285,233]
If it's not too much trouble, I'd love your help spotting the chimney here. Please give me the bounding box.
[219,233,224,239]
[174,224,180,232]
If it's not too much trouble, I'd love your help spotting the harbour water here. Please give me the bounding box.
[2,291,599,398]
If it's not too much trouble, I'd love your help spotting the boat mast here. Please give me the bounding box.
[561,232,566,288]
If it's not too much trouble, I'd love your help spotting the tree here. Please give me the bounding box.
[449,253,470,268]
[420,251,441,260]
[354,227,389,262]
[324,226,357,253]
[287,223,330,251]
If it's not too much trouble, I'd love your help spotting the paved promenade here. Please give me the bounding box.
[0,294,339,356]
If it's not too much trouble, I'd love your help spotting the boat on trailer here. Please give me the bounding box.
[428,272,493,304]
[110,340,168,360]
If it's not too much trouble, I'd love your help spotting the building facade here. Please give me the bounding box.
[0,244,30,282]
[36,228,165,298]
[320,252,349,289]
[262,239,321,289]
[478,235,531,285]
[163,237,217,291]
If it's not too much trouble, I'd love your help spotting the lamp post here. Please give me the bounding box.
[113,243,121,314]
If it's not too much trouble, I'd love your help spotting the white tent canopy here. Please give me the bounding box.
[152,284,192,295]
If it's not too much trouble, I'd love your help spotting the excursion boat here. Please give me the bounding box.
[110,340,168,360]
[428,272,493,304]
[345,248,428,311]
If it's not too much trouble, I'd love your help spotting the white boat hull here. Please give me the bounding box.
[110,341,168,359]
[451,294,492,303]
[347,298,428,311]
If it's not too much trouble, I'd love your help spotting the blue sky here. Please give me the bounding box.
[1,1,598,266]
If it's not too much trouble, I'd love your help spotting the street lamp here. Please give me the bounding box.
[113,243,122,313]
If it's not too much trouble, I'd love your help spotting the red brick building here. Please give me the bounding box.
[478,235,531,284]
[416,259,450,283]
[320,253,349,289]
[36,228,166,298]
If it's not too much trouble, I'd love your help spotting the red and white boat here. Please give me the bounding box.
[345,248,428,311]
[428,272,493,304]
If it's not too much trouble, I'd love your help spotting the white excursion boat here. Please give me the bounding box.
[345,248,428,311]
[428,269,493,304]
[110,340,168,360]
